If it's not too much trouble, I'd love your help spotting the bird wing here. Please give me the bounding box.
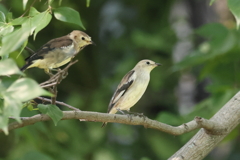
[25,36,73,62]
[107,70,136,113]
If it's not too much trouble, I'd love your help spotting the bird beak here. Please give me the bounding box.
[90,41,96,46]
[155,63,162,66]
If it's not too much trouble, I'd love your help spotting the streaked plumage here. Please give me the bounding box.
[21,30,94,73]
[102,59,161,127]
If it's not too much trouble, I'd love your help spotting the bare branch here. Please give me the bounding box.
[2,111,225,134]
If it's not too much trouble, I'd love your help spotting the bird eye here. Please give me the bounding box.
[146,61,150,65]
[81,37,85,40]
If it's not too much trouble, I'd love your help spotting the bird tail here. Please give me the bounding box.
[20,64,30,72]
[101,109,118,128]
[101,122,108,128]
[20,64,28,72]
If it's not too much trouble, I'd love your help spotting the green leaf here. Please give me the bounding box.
[48,0,54,6]
[196,23,235,54]
[172,23,236,71]
[6,78,52,102]
[54,7,85,30]
[38,104,63,126]
[86,0,90,7]
[58,0,62,6]
[0,59,24,76]
[11,17,27,25]
[0,92,22,135]
[0,114,9,135]
[0,25,14,37]
[22,10,52,37]
[33,11,52,40]
[23,0,28,10]
[228,0,240,29]
[17,39,28,58]
[29,7,40,16]
[0,82,6,94]
[0,22,4,27]
[0,27,30,56]
[27,104,34,111]
[209,0,217,5]
[7,12,12,22]
[3,92,22,121]
[0,11,5,22]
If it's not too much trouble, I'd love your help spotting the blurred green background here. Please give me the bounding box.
[1,0,240,159]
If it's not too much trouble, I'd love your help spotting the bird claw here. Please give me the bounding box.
[127,111,146,120]
[46,72,54,77]
[62,71,68,79]
[127,114,133,121]
[116,108,126,115]
[116,108,146,121]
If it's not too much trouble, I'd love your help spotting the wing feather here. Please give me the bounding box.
[25,36,73,63]
[107,70,135,113]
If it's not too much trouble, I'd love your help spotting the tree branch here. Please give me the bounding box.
[2,111,225,135]
[169,91,240,160]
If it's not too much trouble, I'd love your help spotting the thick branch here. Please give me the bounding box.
[2,111,224,134]
[169,91,240,160]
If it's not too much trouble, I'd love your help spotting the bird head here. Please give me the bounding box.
[69,30,94,50]
[135,59,161,72]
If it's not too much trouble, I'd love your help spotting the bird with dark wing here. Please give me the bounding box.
[21,30,94,75]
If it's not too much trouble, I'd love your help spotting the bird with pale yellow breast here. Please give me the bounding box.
[102,59,161,127]
[21,30,94,74]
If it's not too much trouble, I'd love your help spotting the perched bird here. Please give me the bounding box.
[21,30,94,74]
[102,59,161,127]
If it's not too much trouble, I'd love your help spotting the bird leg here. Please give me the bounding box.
[51,68,61,72]
[125,110,146,121]
[116,108,126,115]
[61,70,68,79]
[116,108,133,122]
[44,70,54,77]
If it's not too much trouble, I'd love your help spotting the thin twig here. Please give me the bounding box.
[24,47,35,54]
[39,59,79,105]
[40,82,58,88]
[37,97,81,111]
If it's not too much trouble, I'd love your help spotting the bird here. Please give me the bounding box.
[102,59,161,127]
[20,30,94,74]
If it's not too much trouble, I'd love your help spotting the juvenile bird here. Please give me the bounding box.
[102,59,161,127]
[21,30,94,74]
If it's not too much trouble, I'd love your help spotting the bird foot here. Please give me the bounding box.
[46,72,54,77]
[127,111,146,120]
[62,71,68,79]
[116,108,126,115]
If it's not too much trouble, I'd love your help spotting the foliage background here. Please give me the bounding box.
[0,0,240,160]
